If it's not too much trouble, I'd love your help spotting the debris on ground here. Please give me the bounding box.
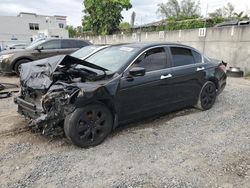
[0,82,19,99]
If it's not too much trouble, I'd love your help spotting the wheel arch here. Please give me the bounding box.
[207,77,219,89]
[12,57,33,71]
[195,80,217,110]
[76,98,118,129]
[95,99,118,128]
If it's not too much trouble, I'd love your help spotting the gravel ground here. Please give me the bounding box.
[0,75,249,188]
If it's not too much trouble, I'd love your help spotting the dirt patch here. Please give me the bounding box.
[224,156,250,178]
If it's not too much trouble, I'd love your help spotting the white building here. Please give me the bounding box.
[0,12,69,49]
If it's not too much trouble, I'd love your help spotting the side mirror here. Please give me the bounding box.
[37,45,43,51]
[129,67,146,77]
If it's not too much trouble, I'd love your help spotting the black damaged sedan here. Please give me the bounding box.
[15,43,227,148]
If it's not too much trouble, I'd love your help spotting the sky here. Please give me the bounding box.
[0,0,249,27]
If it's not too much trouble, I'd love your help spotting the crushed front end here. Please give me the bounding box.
[15,55,108,135]
[15,83,80,135]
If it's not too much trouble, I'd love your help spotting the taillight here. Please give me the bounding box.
[219,64,226,72]
[219,61,227,72]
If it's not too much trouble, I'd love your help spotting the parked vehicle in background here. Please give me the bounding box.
[227,67,244,77]
[6,43,27,50]
[15,42,227,148]
[215,20,250,27]
[0,38,91,74]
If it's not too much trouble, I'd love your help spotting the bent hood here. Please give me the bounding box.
[19,55,107,90]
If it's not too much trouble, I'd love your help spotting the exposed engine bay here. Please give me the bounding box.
[15,55,112,135]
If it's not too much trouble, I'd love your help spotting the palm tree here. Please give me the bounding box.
[233,11,249,20]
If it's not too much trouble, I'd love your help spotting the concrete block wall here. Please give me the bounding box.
[85,26,250,73]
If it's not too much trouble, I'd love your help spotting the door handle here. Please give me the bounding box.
[197,67,205,71]
[160,74,172,80]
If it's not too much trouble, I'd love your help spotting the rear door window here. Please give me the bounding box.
[62,40,77,48]
[76,40,89,48]
[62,40,89,48]
[170,47,195,67]
[42,40,61,49]
[133,47,168,72]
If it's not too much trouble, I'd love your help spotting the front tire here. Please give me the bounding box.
[196,81,217,111]
[14,59,31,75]
[64,104,113,148]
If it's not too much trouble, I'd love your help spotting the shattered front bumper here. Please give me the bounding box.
[15,96,43,119]
[14,96,64,134]
[15,82,81,135]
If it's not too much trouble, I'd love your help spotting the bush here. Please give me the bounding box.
[166,17,226,31]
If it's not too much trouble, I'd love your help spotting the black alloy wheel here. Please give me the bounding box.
[196,81,217,110]
[64,104,113,148]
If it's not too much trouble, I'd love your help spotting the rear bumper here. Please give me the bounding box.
[217,72,227,95]
[218,82,226,95]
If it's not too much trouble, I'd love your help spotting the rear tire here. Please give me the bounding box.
[195,81,217,111]
[14,59,31,75]
[64,104,113,148]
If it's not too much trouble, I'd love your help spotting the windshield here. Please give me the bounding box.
[85,46,139,72]
[71,46,100,59]
[26,40,46,50]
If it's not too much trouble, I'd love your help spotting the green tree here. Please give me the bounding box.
[82,0,132,35]
[209,3,249,20]
[119,22,130,30]
[224,2,234,18]
[209,8,224,18]
[233,11,244,19]
[209,3,236,19]
[157,0,181,18]
[180,0,200,18]
[157,0,200,20]
[233,11,249,20]
[75,26,83,35]
[65,25,77,38]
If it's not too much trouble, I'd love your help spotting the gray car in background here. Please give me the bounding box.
[0,38,91,74]
[6,43,28,50]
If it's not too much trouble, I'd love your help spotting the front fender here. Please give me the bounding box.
[11,56,34,70]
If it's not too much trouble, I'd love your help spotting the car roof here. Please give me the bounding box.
[109,42,193,50]
[44,38,90,42]
[9,43,27,46]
